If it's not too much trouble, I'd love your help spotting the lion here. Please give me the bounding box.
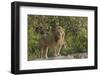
[36,26,67,59]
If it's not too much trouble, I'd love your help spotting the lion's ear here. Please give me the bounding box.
[60,26,65,31]
[62,28,65,31]
[58,26,64,31]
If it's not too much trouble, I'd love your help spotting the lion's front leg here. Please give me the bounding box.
[54,47,57,57]
[44,47,48,59]
[40,48,43,59]
[57,46,62,56]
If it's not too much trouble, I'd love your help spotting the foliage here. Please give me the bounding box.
[28,15,88,60]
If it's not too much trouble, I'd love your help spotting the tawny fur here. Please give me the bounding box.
[38,26,67,59]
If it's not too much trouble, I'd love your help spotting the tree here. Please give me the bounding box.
[28,15,88,60]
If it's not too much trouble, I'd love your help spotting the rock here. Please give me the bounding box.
[34,52,88,60]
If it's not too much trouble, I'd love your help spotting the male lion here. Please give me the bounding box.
[36,26,67,59]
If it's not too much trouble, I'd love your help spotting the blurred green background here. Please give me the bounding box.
[28,15,88,61]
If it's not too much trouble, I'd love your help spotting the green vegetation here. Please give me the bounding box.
[28,15,88,60]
